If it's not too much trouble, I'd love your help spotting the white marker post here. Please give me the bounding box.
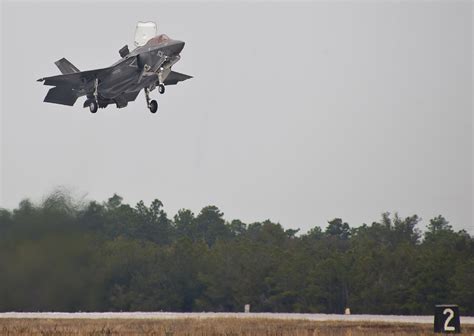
[244,304,250,313]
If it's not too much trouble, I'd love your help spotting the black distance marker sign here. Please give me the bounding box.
[434,304,461,333]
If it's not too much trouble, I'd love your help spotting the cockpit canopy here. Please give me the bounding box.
[134,22,172,48]
[145,34,171,47]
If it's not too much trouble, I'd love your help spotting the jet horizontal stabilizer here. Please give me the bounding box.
[44,86,79,106]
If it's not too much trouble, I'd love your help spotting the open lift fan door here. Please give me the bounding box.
[134,21,157,47]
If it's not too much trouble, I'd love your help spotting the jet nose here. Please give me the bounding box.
[172,41,185,54]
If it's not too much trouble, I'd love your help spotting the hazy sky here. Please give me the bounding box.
[1,1,472,234]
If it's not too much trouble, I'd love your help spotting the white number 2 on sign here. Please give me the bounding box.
[443,308,455,332]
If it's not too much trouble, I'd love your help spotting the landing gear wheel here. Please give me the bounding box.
[149,100,158,113]
[158,84,165,94]
[89,100,98,113]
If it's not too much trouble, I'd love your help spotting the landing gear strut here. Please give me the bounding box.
[89,78,99,113]
[145,87,158,113]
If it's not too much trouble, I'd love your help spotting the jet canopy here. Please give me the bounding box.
[145,34,171,46]
[134,21,158,47]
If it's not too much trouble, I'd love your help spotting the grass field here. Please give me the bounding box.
[1,318,474,336]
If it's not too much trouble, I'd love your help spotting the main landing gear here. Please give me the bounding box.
[89,100,98,113]
[145,87,158,113]
[89,78,99,113]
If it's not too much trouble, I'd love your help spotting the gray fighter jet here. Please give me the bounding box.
[38,24,191,113]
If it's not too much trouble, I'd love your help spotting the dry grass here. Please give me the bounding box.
[0,318,473,336]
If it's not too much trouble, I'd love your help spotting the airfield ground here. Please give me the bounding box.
[1,316,474,336]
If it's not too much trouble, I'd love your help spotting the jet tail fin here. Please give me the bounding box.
[54,58,80,75]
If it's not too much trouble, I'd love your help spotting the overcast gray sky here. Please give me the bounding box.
[1,1,472,234]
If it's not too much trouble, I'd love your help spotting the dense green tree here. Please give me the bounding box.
[174,209,197,240]
[194,206,230,246]
[0,192,472,315]
[325,218,351,240]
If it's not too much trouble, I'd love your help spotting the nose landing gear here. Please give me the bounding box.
[158,83,165,94]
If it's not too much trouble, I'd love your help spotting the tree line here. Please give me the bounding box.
[0,191,473,314]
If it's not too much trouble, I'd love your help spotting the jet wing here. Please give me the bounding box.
[123,90,141,102]
[37,67,113,89]
[164,71,193,85]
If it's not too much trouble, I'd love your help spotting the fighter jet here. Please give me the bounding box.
[38,22,192,113]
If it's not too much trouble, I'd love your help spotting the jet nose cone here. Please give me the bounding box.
[173,41,185,54]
